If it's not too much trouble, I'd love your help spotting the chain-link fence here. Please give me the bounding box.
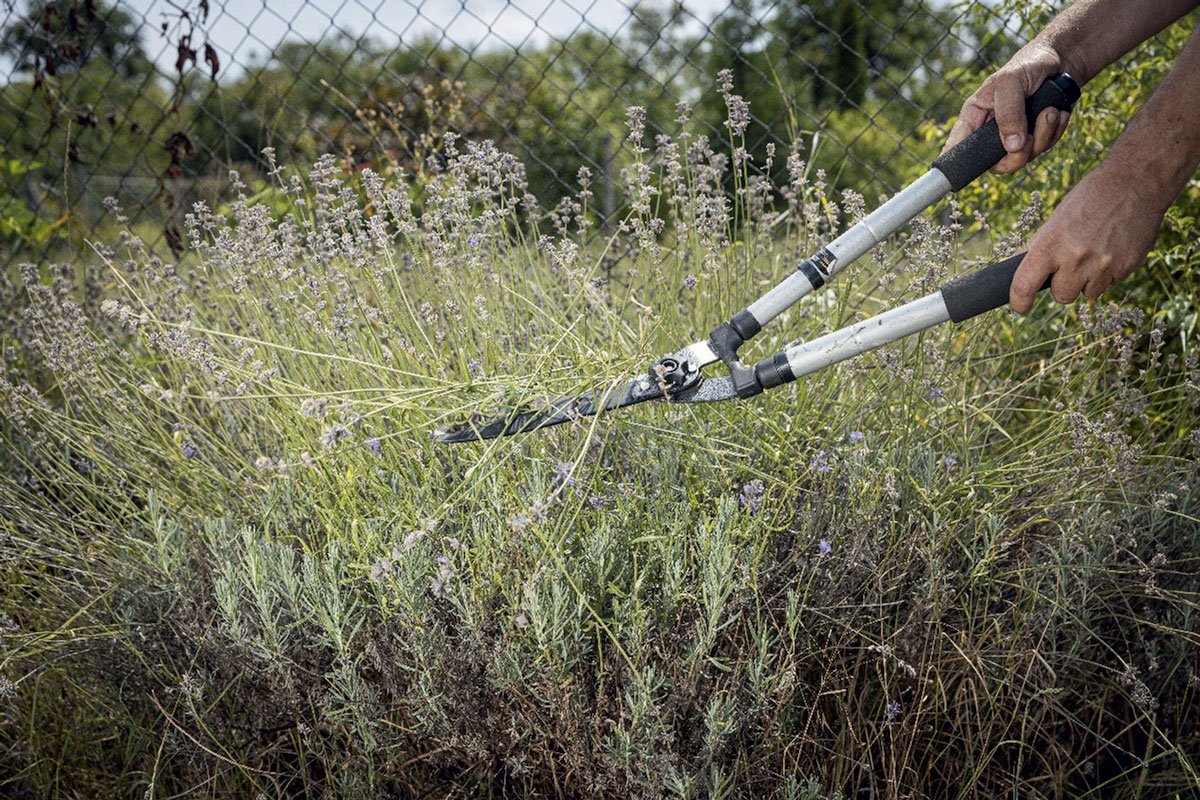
[0,0,1040,268]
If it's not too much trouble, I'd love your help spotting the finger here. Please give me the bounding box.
[1048,110,1071,149]
[1050,267,1087,305]
[991,133,1035,174]
[1082,273,1110,301]
[992,74,1030,155]
[943,100,992,153]
[1010,250,1055,314]
[1031,107,1060,157]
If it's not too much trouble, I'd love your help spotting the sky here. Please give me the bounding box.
[103,0,734,79]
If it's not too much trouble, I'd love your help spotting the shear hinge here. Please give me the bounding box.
[708,309,766,398]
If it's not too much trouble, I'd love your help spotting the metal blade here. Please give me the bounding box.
[433,340,721,443]
[673,375,737,404]
[433,374,663,442]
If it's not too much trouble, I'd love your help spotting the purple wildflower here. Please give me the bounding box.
[467,358,483,377]
[927,387,944,400]
[885,701,901,726]
[848,430,865,444]
[739,479,765,514]
[365,437,381,452]
[944,455,958,468]
[73,458,97,473]
[553,461,574,487]
[468,235,480,247]
[588,494,607,509]
[817,539,832,556]
[811,449,832,473]
[182,442,199,458]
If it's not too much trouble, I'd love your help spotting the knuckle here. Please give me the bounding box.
[1051,284,1077,304]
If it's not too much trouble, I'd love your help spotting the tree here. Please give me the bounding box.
[0,0,152,80]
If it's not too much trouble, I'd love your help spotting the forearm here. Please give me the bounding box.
[1030,0,1199,84]
[1100,22,1200,212]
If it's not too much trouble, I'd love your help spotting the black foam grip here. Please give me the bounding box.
[932,73,1080,192]
[941,252,1053,322]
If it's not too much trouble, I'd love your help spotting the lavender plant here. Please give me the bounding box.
[1,79,1198,799]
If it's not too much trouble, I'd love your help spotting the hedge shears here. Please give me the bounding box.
[435,75,1080,443]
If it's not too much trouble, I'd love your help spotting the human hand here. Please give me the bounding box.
[943,43,1072,174]
[1009,164,1166,313]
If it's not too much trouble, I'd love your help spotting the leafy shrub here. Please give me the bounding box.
[1,76,1198,799]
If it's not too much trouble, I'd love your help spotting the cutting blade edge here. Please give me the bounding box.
[432,373,662,443]
[432,339,719,443]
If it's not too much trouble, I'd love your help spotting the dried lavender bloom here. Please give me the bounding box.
[717,67,734,93]
[553,461,574,487]
[722,91,751,138]
[885,701,901,726]
[369,558,393,581]
[625,106,647,147]
[300,397,330,419]
[319,424,351,449]
[739,479,765,514]
[0,676,17,700]
[395,531,422,554]
[1119,665,1159,710]
[588,495,607,509]
[508,512,532,532]
[254,456,274,472]
[817,539,833,556]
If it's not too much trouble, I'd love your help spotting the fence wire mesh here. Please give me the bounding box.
[1,0,1041,268]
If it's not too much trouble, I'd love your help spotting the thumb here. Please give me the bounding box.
[1010,248,1055,314]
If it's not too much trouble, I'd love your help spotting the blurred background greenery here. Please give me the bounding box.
[0,0,1050,265]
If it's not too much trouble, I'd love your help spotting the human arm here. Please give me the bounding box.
[1009,21,1200,312]
[944,0,1199,174]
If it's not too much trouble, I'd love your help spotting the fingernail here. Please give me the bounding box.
[1045,109,1058,126]
[1004,133,1024,152]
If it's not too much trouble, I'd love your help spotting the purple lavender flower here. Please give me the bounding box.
[468,235,480,247]
[848,431,865,444]
[811,450,832,473]
[553,461,574,487]
[817,539,833,556]
[467,358,483,377]
[588,494,607,509]
[182,442,199,458]
[739,479,765,514]
[927,387,944,400]
[885,701,901,726]
[73,459,97,473]
[365,437,381,452]
[944,455,958,468]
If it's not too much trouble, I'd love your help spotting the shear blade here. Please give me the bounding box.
[433,374,664,443]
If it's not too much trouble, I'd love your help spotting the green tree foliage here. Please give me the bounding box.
[0,0,152,79]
